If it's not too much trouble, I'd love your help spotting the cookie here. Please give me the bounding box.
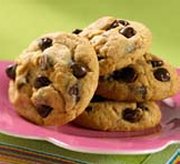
[96,53,180,101]
[74,96,161,131]
[77,16,152,75]
[6,32,99,126]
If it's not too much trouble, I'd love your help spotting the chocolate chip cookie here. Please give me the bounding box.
[96,53,180,101]
[74,96,161,131]
[6,32,99,126]
[78,16,152,75]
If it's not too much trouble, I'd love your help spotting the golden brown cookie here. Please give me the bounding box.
[74,96,161,131]
[6,32,99,126]
[96,53,180,101]
[77,16,152,76]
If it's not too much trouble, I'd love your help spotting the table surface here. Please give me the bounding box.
[0,0,180,163]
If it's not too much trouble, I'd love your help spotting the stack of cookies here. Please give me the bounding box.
[74,16,180,131]
[6,16,180,132]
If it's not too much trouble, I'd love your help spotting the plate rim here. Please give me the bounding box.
[1,129,180,155]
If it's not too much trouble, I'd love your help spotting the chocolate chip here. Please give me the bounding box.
[118,20,129,26]
[85,106,93,112]
[91,95,108,102]
[153,68,170,82]
[70,63,87,78]
[68,84,80,102]
[97,55,105,61]
[69,84,79,95]
[34,76,51,89]
[119,27,136,38]
[137,103,148,111]
[106,19,130,30]
[112,67,137,83]
[38,37,52,51]
[137,86,147,100]
[107,20,119,30]
[122,108,142,123]
[5,64,17,80]
[36,105,53,118]
[72,29,82,34]
[39,55,53,70]
[150,60,164,67]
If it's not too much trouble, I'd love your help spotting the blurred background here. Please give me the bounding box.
[0,0,180,66]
